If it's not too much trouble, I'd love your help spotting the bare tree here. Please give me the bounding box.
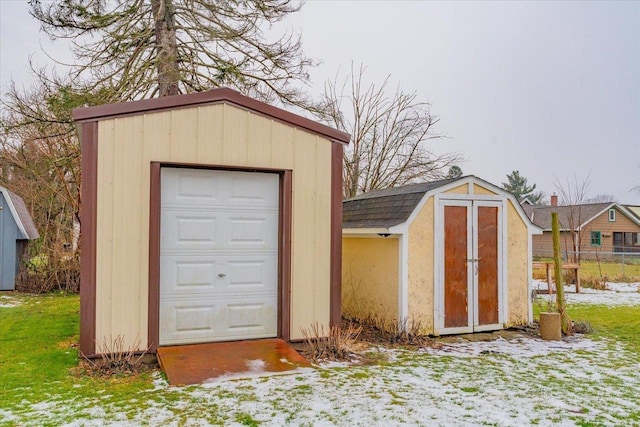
[553,172,592,263]
[321,64,460,198]
[632,165,640,196]
[0,82,82,292]
[586,194,617,203]
[28,0,320,110]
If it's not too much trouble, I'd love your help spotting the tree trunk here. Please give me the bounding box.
[152,0,179,97]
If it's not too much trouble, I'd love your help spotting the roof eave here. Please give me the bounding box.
[342,227,394,236]
[71,88,351,144]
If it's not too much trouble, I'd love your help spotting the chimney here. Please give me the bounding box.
[550,193,558,206]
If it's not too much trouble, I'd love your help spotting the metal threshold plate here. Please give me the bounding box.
[157,338,311,385]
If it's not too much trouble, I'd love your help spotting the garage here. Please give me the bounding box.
[73,88,350,357]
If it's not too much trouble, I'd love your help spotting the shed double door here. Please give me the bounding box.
[159,168,279,346]
[437,200,503,334]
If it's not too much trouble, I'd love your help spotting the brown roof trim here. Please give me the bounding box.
[330,142,343,329]
[72,88,351,144]
[79,121,98,357]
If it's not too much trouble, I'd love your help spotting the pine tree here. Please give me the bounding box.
[28,0,319,110]
[501,170,542,203]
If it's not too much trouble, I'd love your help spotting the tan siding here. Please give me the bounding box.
[290,131,332,339]
[473,184,498,195]
[584,208,640,253]
[407,197,435,333]
[342,237,399,323]
[94,103,332,350]
[444,184,469,194]
[506,200,530,326]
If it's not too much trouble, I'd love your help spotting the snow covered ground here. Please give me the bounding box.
[533,279,640,306]
[0,294,21,308]
[2,285,639,426]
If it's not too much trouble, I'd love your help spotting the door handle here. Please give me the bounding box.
[466,259,479,262]
[218,273,227,278]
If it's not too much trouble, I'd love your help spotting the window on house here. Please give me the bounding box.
[613,231,640,252]
[608,208,616,222]
[590,231,602,247]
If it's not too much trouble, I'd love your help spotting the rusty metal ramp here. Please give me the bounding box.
[157,338,311,386]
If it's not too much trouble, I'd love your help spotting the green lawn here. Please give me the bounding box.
[0,293,156,425]
[1,292,639,426]
[533,259,640,283]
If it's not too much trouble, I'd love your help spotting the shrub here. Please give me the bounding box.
[300,322,362,363]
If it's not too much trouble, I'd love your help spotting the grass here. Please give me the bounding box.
[1,292,639,425]
[0,293,157,425]
[533,259,640,284]
[567,304,640,354]
[533,299,640,355]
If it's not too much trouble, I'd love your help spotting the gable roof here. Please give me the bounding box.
[343,175,541,235]
[343,178,459,229]
[0,187,39,240]
[72,87,351,145]
[626,205,640,222]
[522,202,640,231]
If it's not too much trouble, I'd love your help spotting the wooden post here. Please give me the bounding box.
[551,212,572,335]
[551,212,565,313]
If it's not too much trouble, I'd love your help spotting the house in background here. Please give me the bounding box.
[522,195,640,260]
[0,186,39,291]
[342,176,541,336]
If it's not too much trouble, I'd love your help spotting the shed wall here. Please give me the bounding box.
[0,195,19,291]
[95,103,332,349]
[342,237,399,324]
[506,200,530,326]
[407,197,435,332]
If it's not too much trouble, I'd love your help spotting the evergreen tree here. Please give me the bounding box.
[502,170,542,203]
[28,0,319,110]
[446,165,463,179]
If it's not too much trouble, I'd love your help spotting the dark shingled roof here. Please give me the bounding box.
[522,202,614,231]
[343,178,460,229]
[0,187,39,240]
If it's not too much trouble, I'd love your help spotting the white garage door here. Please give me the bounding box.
[159,168,279,346]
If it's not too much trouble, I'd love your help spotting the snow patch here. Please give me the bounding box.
[421,335,601,358]
[533,280,640,306]
[0,296,21,308]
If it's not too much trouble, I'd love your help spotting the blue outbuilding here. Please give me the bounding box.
[0,187,39,291]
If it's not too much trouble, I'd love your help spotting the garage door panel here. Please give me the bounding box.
[161,210,278,250]
[161,255,277,295]
[160,297,277,345]
[162,168,278,208]
[229,216,276,246]
[176,216,216,243]
[229,175,279,207]
[160,167,279,346]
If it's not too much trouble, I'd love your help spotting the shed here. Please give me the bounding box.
[0,187,39,291]
[72,88,350,357]
[342,176,542,335]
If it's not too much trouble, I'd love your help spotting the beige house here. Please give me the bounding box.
[523,199,640,259]
[342,176,542,335]
[73,88,350,357]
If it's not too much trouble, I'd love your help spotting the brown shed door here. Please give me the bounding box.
[439,200,503,334]
[444,205,470,328]
[477,206,499,326]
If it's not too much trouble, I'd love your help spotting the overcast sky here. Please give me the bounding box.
[1,1,639,203]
